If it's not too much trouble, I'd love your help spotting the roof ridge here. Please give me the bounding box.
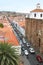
[30,8,43,12]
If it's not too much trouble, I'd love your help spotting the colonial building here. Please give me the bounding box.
[25,3,43,53]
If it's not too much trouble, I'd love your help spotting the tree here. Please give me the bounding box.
[0,42,19,65]
[0,23,4,28]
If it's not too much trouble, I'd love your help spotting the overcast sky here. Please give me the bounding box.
[0,0,43,13]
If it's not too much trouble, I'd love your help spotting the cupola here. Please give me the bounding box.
[36,3,40,9]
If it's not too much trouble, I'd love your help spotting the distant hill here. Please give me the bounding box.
[0,11,27,17]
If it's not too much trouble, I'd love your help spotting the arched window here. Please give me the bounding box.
[34,13,36,17]
[40,14,42,17]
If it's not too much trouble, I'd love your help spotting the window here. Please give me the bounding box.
[34,14,36,17]
[40,14,42,17]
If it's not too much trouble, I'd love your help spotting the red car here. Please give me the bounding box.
[36,55,43,63]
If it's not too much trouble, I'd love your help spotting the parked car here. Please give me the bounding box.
[21,47,25,51]
[36,55,43,63]
[29,47,35,53]
[20,40,22,45]
[22,38,26,44]
[21,44,24,47]
[24,50,29,55]
[26,43,30,47]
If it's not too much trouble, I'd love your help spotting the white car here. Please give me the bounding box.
[26,43,30,47]
[24,50,29,55]
[29,48,35,53]
[22,38,26,43]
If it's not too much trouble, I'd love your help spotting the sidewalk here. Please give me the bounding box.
[19,55,31,65]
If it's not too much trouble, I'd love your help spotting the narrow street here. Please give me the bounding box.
[8,18,43,65]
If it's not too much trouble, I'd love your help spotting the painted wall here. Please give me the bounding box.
[12,45,21,55]
[29,12,43,19]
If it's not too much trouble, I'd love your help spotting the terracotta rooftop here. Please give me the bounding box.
[0,17,19,46]
[18,21,25,29]
[30,9,43,12]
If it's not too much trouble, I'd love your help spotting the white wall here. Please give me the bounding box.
[29,12,43,19]
[12,45,21,55]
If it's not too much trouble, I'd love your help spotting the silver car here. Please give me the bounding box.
[29,48,35,53]
[24,50,29,55]
[22,38,26,43]
[26,43,30,47]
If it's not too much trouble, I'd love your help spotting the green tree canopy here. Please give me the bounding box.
[0,42,19,65]
[0,23,4,28]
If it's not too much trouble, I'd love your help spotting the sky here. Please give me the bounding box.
[0,0,43,13]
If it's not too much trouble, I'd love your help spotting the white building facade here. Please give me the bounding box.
[29,3,43,19]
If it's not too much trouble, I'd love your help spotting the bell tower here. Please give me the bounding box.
[36,3,40,9]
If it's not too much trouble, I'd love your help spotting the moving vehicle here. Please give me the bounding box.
[24,50,29,55]
[29,47,35,53]
[36,55,43,63]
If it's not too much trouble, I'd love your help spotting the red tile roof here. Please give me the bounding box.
[18,21,25,29]
[0,17,19,46]
[30,9,43,12]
